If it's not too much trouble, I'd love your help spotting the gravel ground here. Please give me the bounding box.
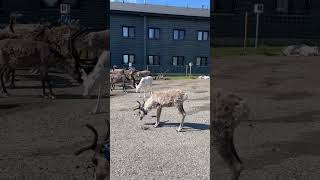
[212,55,320,180]
[0,71,109,180]
[110,79,210,179]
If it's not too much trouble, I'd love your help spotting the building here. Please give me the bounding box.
[0,0,108,29]
[212,0,320,47]
[110,2,210,74]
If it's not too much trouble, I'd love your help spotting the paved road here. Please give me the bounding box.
[212,55,320,180]
[110,79,210,180]
[0,72,109,179]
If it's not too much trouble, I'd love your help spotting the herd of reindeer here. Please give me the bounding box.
[0,13,252,180]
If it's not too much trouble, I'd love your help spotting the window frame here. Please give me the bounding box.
[122,54,136,65]
[172,56,185,66]
[173,29,185,40]
[40,0,80,10]
[148,28,160,40]
[197,31,209,41]
[122,26,135,38]
[148,55,160,66]
[195,56,208,67]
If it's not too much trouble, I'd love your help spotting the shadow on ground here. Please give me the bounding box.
[144,122,209,131]
[244,130,320,171]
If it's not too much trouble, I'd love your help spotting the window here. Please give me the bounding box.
[195,57,208,66]
[275,0,289,13]
[123,54,135,64]
[275,0,310,14]
[149,28,160,39]
[172,56,185,66]
[197,31,209,41]
[148,55,160,65]
[41,0,59,8]
[173,29,185,40]
[122,26,135,38]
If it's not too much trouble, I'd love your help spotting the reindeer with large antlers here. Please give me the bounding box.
[0,39,82,98]
[74,122,110,180]
[211,89,250,180]
[133,89,188,132]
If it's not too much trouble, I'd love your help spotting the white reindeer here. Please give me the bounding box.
[81,51,109,114]
[134,89,188,132]
[135,76,153,98]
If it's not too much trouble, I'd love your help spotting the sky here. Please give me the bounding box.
[110,0,210,9]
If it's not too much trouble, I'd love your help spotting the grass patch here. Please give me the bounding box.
[211,46,283,57]
[165,74,199,80]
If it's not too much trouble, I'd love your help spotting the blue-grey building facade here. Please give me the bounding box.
[110,2,210,74]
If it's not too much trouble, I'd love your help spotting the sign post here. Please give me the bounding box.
[254,4,264,48]
[185,65,188,78]
[189,62,193,76]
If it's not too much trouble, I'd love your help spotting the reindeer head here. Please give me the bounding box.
[75,124,109,180]
[213,90,250,127]
[133,101,148,120]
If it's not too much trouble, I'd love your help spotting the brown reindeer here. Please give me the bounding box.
[211,89,250,180]
[0,39,81,98]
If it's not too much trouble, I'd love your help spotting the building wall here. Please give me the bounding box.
[0,0,108,29]
[110,13,210,74]
[211,0,320,46]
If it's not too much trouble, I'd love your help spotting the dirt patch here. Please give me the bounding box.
[270,91,314,101]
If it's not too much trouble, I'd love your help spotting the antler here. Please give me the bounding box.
[74,124,98,156]
[132,101,141,111]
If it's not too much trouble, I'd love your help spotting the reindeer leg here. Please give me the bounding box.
[154,107,162,128]
[8,68,15,89]
[177,104,186,132]
[91,82,102,114]
[40,70,48,99]
[0,71,9,97]
[213,127,243,180]
[45,72,55,100]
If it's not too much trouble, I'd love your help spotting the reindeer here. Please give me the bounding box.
[74,122,110,180]
[0,39,82,98]
[211,89,250,180]
[81,51,109,114]
[3,21,81,88]
[133,89,188,132]
[110,72,131,93]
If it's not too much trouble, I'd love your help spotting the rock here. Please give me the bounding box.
[282,45,320,56]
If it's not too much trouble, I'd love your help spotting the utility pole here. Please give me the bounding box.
[244,11,248,50]
[254,4,264,48]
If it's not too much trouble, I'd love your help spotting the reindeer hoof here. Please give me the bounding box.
[90,110,99,115]
[154,123,160,128]
[176,127,183,132]
[2,92,10,97]
[8,84,15,89]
